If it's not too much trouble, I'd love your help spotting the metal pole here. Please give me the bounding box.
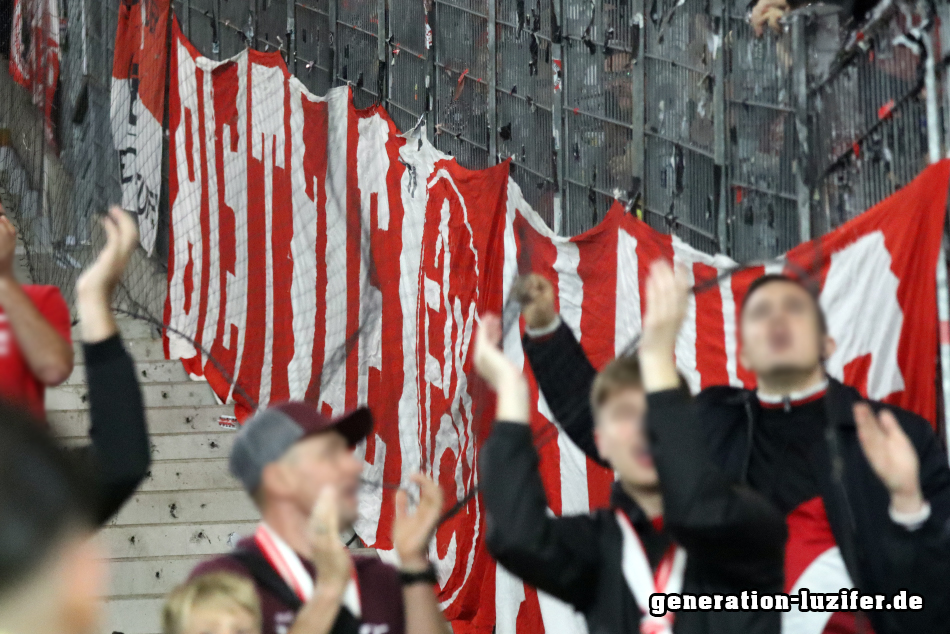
[922,28,950,449]
[631,0,645,229]
[288,0,296,75]
[712,0,727,253]
[487,0,497,163]
[377,0,386,104]
[791,12,811,244]
[551,0,565,235]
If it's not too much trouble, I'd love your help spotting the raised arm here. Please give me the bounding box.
[475,313,600,607]
[0,202,73,386]
[517,275,602,464]
[73,207,151,524]
[638,262,785,588]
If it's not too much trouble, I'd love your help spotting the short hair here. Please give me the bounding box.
[740,273,828,335]
[163,572,262,634]
[0,400,95,599]
[590,354,644,414]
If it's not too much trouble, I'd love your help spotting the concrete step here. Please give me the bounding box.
[72,336,169,362]
[61,430,236,462]
[48,404,236,438]
[71,318,159,341]
[99,522,255,559]
[108,489,259,526]
[64,360,190,385]
[46,382,222,411]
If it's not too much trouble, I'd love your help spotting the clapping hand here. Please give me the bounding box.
[393,474,444,573]
[854,403,924,515]
[308,486,355,591]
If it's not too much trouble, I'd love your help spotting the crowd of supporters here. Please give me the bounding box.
[2,197,950,634]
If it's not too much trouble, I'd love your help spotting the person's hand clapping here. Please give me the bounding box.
[854,403,925,516]
[473,313,530,422]
[514,274,557,331]
[308,486,354,592]
[76,206,139,302]
[639,261,690,392]
[393,474,444,573]
[75,206,140,343]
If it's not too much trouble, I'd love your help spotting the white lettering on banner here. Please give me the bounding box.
[317,88,350,416]
[354,434,387,545]
[198,57,221,371]
[495,564,528,634]
[615,229,641,357]
[420,169,480,604]
[287,83,322,399]
[250,63,286,406]
[223,52,250,403]
[820,231,906,399]
[672,239,700,394]
[357,114,389,412]
[167,39,203,360]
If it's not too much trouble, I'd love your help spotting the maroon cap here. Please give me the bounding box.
[270,402,374,447]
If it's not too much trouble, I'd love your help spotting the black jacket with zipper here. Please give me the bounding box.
[523,321,950,634]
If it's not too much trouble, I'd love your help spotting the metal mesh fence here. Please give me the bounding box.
[1,0,947,323]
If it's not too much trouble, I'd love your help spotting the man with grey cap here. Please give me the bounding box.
[190,402,449,634]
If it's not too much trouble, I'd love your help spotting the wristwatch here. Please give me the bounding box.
[399,564,438,586]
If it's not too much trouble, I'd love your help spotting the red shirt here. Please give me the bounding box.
[0,284,72,418]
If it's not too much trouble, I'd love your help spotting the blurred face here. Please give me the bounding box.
[593,387,658,488]
[182,601,259,634]
[270,431,363,527]
[739,281,834,379]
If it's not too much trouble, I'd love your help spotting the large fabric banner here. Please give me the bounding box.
[164,16,950,634]
[110,0,170,254]
[9,0,60,151]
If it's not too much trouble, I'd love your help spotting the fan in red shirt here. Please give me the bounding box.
[0,201,73,418]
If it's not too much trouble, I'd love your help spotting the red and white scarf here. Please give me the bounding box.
[254,523,362,617]
[616,510,687,634]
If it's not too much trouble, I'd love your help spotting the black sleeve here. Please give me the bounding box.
[522,321,603,466]
[480,421,600,609]
[875,409,950,629]
[647,389,786,590]
[70,335,151,525]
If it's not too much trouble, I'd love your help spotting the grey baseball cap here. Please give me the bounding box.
[228,402,373,494]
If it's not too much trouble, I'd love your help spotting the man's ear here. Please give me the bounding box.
[822,335,837,363]
[260,461,293,501]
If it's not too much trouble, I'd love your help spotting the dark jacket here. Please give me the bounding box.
[70,335,151,525]
[524,321,950,634]
[192,536,405,634]
[481,410,785,634]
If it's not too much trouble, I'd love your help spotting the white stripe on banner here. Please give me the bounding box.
[198,57,221,371]
[539,590,589,634]
[287,81,321,400]
[672,237,700,394]
[356,113,389,407]
[552,241,589,514]
[615,229,641,357]
[718,257,743,388]
[318,87,350,415]
[250,62,285,407]
[495,564,527,634]
[167,38,202,360]
[223,51,250,403]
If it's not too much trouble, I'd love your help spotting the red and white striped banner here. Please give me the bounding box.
[9,0,60,151]
[163,15,949,633]
[110,0,169,254]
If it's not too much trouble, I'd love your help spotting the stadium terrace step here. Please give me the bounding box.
[63,360,191,385]
[71,317,160,341]
[47,404,236,437]
[72,336,169,362]
[45,382,224,411]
